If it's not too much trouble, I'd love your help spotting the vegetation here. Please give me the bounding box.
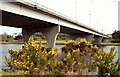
[111,30,120,43]
[4,37,120,76]
[0,32,23,42]
[0,32,70,43]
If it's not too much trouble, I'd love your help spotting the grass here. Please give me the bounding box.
[101,43,120,46]
[1,69,23,76]
[0,42,24,44]
[56,40,65,45]
[0,69,2,76]
[0,40,65,45]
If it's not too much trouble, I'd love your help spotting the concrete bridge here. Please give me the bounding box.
[0,0,109,48]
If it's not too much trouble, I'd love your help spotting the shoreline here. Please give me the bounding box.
[0,41,65,45]
[101,43,120,46]
[1,42,120,46]
[0,42,24,44]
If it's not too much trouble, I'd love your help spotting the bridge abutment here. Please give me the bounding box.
[22,25,60,48]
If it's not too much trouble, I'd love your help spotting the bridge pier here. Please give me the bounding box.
[84,35,94,43]
[103,38,108,43]
[43,26,60,48]
[94,36,103,44]
[71,34,94,43]
[22,28,36,42]
[22,25,60,48]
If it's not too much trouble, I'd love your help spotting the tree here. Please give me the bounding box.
[2,32,8,42]
[14,34,23,40]
[112,30,120,43]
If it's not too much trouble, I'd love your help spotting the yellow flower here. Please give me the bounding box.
[26,61,30,64]
[78,62,81,65]
[30,62,34,67]
[24,71,30,75]
[64,58,67,61]
[26,67,29,69]
[104,51,109,55]
[27,56,30,60]
[96,62,100,65]
[64,40,75,45]
[51,50,55,55]
[72,58,74,60]
[94,45,98,49]
[21,54,25,57]
[73,50,75,53]
[67,52,71,58]
[98,55,102,60]
[13,60,17,63]
[33,68,38,71]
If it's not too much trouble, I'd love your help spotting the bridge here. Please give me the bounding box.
[0,0,109,48]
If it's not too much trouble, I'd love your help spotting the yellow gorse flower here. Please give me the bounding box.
[64,40,75,45]
[98,55,102,60]
[67,52,71,58]
[24,71,30,75]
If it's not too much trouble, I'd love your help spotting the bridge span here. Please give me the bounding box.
[0,0,109,47]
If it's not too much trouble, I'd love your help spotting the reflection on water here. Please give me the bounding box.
[0,44,119,69]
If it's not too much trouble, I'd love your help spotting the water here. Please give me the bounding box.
[0,44,119,69]
[0,44,23,69]
[103,46,119,61]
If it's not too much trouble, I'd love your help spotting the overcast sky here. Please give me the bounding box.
[0,0,119,35]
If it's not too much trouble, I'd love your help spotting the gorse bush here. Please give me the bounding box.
[61,38,99,75]
[5,37,119,76]
[5,37,58,75]
[92,48,120,76]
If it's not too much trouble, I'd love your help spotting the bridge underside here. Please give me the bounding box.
[1,10,52,28]
[1,10,107,47]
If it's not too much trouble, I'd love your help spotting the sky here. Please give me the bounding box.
[0,0,119,35]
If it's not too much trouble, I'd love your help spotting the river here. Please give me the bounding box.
[0,44,119,69]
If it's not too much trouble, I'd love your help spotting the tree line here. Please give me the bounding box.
[111,30,120,43]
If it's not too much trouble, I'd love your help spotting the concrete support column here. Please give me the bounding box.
[43,26,60,48]
[94,36,103,44]
[118,46,120,63]
[84,35,94,43]
[22,28,37,42]
[22,25,60,48]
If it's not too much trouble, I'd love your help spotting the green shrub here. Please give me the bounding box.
[5,37,58,75]
[4,37,119,76]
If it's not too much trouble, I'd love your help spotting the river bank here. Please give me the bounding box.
[0,42,24,44]
[101,43,120,46]
[1,41,120,46]
[1,42,119,75]
[0,40,65,45]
